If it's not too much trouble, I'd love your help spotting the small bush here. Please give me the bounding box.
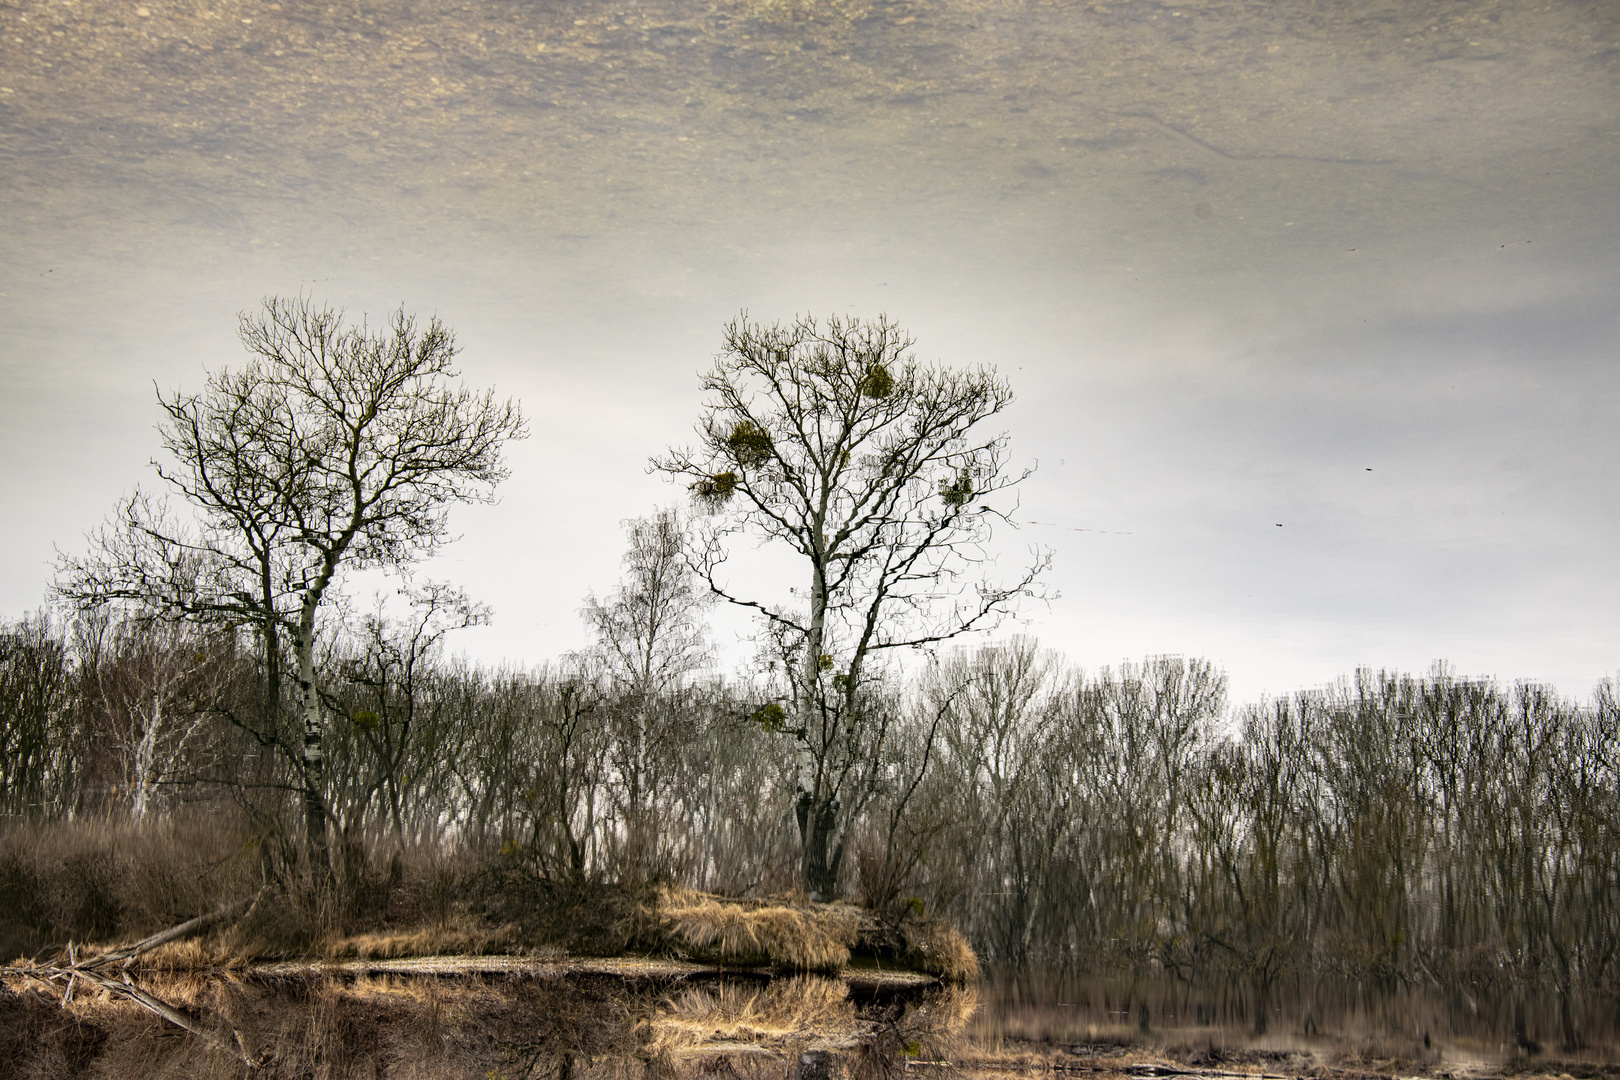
[851,911,979,982]
[475,858,655,957]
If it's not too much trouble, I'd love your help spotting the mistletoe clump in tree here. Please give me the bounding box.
[656,313,1046,901]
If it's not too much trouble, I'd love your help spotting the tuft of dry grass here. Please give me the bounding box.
[653,888,982,980]
[129,937,247,972]
[658,888,864,971]
[848,909,981,983]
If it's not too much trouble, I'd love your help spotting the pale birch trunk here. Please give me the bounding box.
[129,692,161,822]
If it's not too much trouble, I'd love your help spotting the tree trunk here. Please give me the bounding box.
[797,791,843,902]
[795,552,834,899]
[294,593,330,879]
[130,691,161,822]
[1558,982,1580,1051]
[260,591,282,742]
[1251,972,1271,1036]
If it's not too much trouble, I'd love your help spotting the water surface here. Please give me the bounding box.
[4,0,1619,696]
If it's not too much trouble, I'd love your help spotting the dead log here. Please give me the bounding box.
[81,887,266,969]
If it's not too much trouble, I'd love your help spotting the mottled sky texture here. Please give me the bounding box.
[3,0,1617,703]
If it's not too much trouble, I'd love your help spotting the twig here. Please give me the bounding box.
[62,941,77,1005]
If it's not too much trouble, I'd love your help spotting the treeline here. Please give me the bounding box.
[3,611,1618,1043]
[900,643,1620,1047]
[0,606,796,895]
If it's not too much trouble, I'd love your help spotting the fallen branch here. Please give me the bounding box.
[2,958,260,1067]
[81,887,267,969]
[252,954,936,988]
[0,889,269,1067]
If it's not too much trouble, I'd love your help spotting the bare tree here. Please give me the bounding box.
[654,313,1046,899]
[919,638,1065,955]
[581,508,712,874]
[583,509,712,701]
[56,296,526,869]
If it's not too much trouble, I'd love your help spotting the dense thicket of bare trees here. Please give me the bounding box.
[4,596,1618,1043]
[902,644,1620,1046]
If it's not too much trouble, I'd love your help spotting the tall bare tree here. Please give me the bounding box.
[655,313,1045,899]
[56,296,526,869]
[581,508,712,873]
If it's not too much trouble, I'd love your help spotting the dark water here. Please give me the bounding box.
[3,966,977,1077]
[5,0,1620,734]
[9,959,1620,1074]
[974,967,1620,1066]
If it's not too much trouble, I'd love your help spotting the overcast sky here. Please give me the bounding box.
[3,0,1617,705]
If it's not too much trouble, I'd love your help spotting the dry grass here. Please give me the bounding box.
[846,982,981,1080]
[911,983,980,1042]
[0,966,974,1078]
[0,970,650,1078]
[2,817,983,984]
[323,922,518,959]
[125,938,247,972]
[0,814,979,1077]
[0,816,629,966]
[654,887,983,981]
[658,888,864,971]
[0,814,264,962]
[646,975,861,1058]
[889,919,979,983]
[847,909,981,983]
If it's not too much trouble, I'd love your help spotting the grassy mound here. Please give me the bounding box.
[1,818,977,980]
[655,888,863,970]
[652,887,977,980]
[856,912,979,982]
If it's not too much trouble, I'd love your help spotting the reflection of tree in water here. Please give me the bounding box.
[0,968,974,1078]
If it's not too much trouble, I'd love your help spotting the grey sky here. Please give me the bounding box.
[2,0,1616,704]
